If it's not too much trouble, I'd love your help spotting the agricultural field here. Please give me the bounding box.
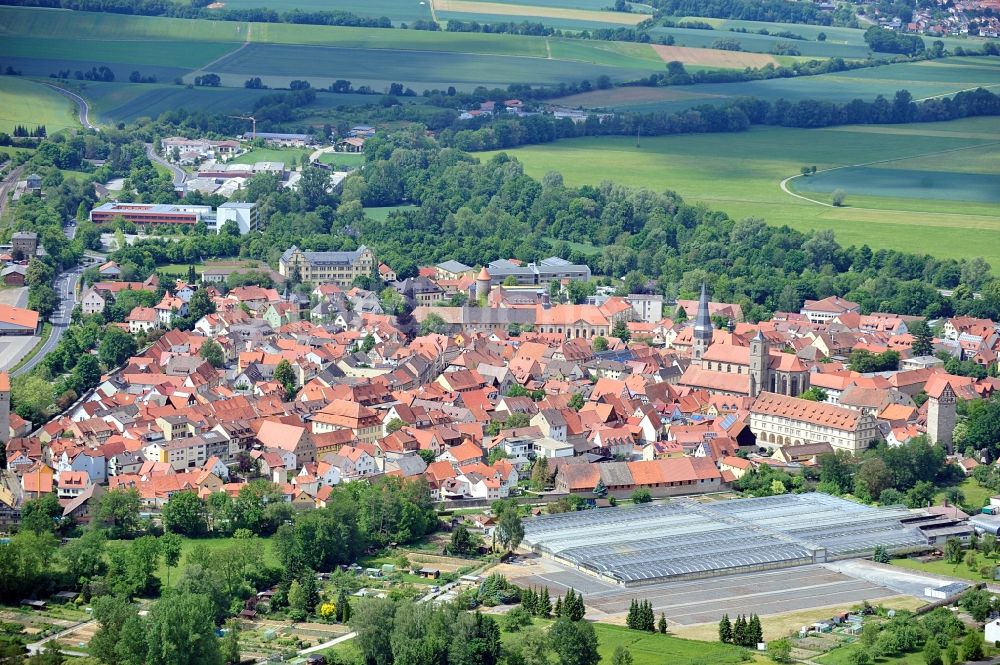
[553,56,1000,113]
[479,115,1000,266]
[211,0,434,24]
[651,17,990,60]
[432,0,648,27]
[206,41,657,90]
[0,76,78,133]
[54,80,389,124]
[650,43,780,68]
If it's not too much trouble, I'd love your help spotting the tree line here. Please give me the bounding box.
[439,86,1000,151]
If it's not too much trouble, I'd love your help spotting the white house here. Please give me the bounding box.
[58,449,107,484]
[986,618,1000,644]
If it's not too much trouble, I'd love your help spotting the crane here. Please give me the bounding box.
[229,115,256,141]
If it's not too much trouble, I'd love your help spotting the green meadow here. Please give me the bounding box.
[480,116,1000,266]
[0,76,78,133]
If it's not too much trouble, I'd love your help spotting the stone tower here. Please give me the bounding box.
[749,329,769,398]
[927,380,956,450]
[0,372,9,445]
[476,266,492,302]
[692,282,713,362]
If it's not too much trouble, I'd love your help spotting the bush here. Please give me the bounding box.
[503,606,533,632]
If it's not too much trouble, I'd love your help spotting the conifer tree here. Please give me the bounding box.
[553,596,562,618]
[734,615,748,647]
[658,613,667,634]
[522,587,536,615]
[749,614,763,646]
[643,601,655,631]
[627,599,638,630]
[719,614,733,643]
[539,586,552,618]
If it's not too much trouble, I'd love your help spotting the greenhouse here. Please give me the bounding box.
[522,493,928,585]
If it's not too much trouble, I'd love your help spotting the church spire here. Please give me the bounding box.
[692,282,713,361]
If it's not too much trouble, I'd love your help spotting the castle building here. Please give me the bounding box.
[278,245,376,286]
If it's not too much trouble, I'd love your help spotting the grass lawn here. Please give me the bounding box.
[816,636,998,665]
[108,535,278,588]
[317,152,365,168]
[936,477,993,512]
[889,555,996,583]
[365,204,417,221]
[590,623,754,664]
[230,147,312,166]
[0,77,78,134]
[480,116,1000,267]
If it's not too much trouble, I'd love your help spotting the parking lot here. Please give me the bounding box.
[503,556,911,625]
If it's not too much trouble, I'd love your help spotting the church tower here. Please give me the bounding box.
[749,329,769,397]
[692,283,713,362]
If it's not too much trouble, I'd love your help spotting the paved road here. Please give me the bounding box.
[41,82,96,130]
[12,225,82,377]
[146,143,187,187]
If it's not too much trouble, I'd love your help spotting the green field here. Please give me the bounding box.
[63,80,391,123]
[213,0,433,24]
[364,204,418,220]
[555,57,1000,113]
[480,115,1000,266]
[889,555,995,583]
[107,535,279,588]
[231,147,313,165]
[318,151,365,167]
[590,624,753,664]
[650,17,990,60]
[206,41,656,90]
[330,618,755,665]
[0,6,665,92]
[0,76,78,133]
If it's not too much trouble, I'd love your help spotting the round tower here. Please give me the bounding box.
[476,266,492,301]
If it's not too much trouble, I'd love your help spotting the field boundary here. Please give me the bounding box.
[185,23,251,83]
[780,139,1000,208]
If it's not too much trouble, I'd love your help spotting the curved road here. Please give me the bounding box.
[12,225,82,378]
[42,82,96,130]
[145,143,187,187]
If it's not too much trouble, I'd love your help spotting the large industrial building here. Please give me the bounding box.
[522,493,943,586]
[89,202,258,234]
